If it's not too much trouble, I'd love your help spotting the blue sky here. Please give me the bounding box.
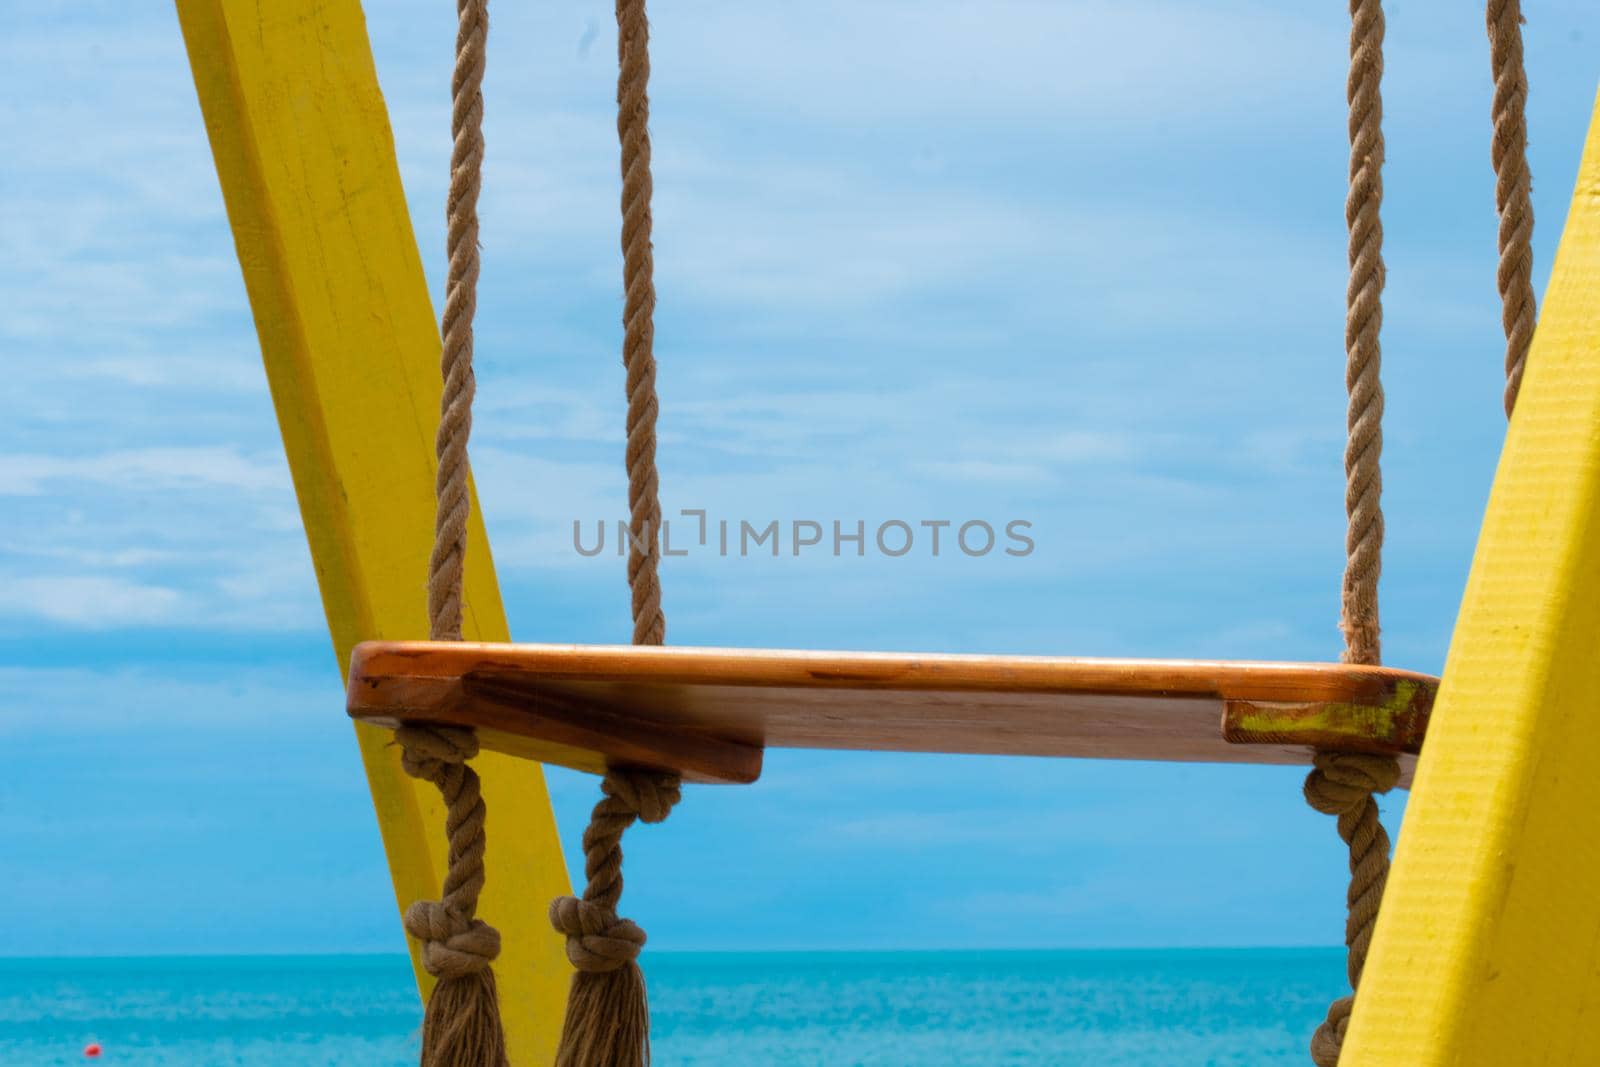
[3,1,1598,957]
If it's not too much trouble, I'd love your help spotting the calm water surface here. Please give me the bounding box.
[0,949,1348,1065]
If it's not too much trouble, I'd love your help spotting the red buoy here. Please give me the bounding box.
[83,1043,102,1058]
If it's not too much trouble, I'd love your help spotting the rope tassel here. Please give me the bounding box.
[397,727,509,1067]
[403,0,500,1058]
[547,4,678,1062]
[549,771,681,1067]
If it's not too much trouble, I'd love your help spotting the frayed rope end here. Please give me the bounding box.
[419,968,508,1067]
[553,961,651,1067]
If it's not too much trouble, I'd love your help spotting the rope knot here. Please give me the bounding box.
[602,769,682,823]
[548,895,646,972]
[396,724,480,782]
[404,899,501,979]
[1303,752,1400,816]
[1309,994,1353,1067]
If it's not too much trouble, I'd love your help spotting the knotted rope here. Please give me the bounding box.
[1309,3,1397,1063]
[1488,0,1537,415]
[1304,753,1401,1065]
[399,0,506,1064]
[549,772,682,973]
[549,1,679,1063]
[548,772,682,1066]
[1307,5,1540,1060]
[397,720,506,1067]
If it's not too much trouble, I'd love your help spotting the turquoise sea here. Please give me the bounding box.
[2,949,1349,1065]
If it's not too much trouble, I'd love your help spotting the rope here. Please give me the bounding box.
[1339,0,1386,669]
[1488,0,1537,415]
[549,771,683,974]
[400,1,506,1063]
[397,721,507,1067]
[549,4,678,1063]
[398,726,501,980]
[616,0,666,647]
[546,770,681,1066]
[1305,753,1401,1065]
[1307,7,1540,1060]
[1309,3,1397,1063]
[427,0,488,644]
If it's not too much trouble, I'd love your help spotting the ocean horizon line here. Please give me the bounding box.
[0,944,1348,963]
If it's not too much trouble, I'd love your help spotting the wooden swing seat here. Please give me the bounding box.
[346,641,1434,786]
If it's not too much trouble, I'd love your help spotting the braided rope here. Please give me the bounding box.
[616,0,666,647]
[1307,8,1540,1059]
[1305,754,1401,1065]
[1488,0,1537,415]
[551,0,674,928]
[550,5,677,1062]
[1339,0,1387,669]
[427,0,488,643]
[399,2,505,1062]
[1309,4,1396,1062]
[397,726,500,979]
[548,771,682,973]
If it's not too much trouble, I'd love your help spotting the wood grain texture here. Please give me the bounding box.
[349,641,1435,785]
[1342,89,1600,1066]
[175,3,571,1059]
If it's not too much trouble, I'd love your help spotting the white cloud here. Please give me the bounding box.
[0,0,1571,959]
[662,2,1340,121]
[0,0,1533,665]
[0,447,289,496]
[60,353,267,393]
[0,575,188,626]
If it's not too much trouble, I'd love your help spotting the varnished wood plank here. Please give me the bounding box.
[356,671,764,783]
[348,641,1435,785]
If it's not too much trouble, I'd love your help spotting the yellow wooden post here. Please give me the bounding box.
[1342,88,1600,1065]
[176,1,571,1059]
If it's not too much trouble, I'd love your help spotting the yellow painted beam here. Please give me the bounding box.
[176,2,571,1060]
[1343,88,1600,1065]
